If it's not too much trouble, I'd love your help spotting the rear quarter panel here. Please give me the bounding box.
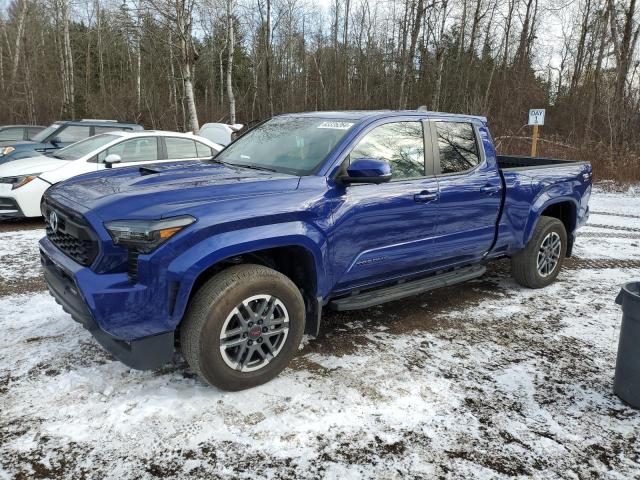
[492,163,592,255]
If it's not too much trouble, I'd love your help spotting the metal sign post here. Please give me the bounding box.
[528,109,545,157]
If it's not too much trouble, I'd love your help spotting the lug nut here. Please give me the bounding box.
[258,320,263,325]
[242,333,247,338]
[257,338,263,344]
[247,340,253,346]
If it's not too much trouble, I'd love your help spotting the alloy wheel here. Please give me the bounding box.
[537,231,562,277]
[219,294,290,372]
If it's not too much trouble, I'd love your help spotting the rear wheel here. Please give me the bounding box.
[511,216,567,288]
[180,264,305,390]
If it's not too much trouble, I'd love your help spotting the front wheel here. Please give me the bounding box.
[511,216,567,288]
[180,264,306,391]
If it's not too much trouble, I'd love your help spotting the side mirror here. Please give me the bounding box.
[339,158,392,185]
[104,153,122,169]
[50,137,62,146]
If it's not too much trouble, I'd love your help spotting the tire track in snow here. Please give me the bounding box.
[591,210,640,220]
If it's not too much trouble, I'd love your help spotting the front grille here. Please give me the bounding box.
[43,201,99,267]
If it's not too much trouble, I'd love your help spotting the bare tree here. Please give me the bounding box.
[226,0,236,123]
[147,0,200,132]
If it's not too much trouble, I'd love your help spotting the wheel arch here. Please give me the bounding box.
[523,197,578,256]
[168,224,327,336]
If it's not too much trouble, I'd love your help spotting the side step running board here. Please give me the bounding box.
[329,265,486,311]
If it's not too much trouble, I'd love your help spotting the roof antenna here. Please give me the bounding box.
[416,105,428,111]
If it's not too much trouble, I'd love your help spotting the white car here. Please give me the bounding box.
[0,131,222,219]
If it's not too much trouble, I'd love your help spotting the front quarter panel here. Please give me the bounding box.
[167,222,328,323]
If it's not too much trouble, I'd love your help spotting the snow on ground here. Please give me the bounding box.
[573,234,640,260]
[0,228,44,283]
[1,189,640,479]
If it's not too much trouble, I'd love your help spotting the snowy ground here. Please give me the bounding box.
[1,187,640,479]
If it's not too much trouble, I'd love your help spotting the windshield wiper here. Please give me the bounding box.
[229,163,277,173]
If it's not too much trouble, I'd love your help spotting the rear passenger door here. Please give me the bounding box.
[427,120,502,267]
[98,137,160,168]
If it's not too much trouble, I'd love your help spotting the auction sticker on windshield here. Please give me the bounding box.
[317,122,354,130]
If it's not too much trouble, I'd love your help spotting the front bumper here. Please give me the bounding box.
[0,196,24,219]
[40,242,174,370]
[0,177,51,218]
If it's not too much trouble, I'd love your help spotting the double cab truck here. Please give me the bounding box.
[39,111,592,390]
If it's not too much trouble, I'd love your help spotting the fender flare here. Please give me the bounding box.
[167,221,328,329]
[522,194,579,247]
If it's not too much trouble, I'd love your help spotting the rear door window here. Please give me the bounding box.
[195,141,214,158]
[165,137,198,159]
[0,127,25,141]
[434,122,480,175]
[57,125,92,143]
[95,126,126,135]
[26,127,42,140]
[99,137,159,163]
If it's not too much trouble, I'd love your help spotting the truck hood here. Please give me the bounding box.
[0,155,69,177]
[47,161,301,219]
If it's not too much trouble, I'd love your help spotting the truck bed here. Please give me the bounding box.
[497,155,588,171]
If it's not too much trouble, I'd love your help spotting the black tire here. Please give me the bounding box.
[511,216,567,289]
[180,264,305,391]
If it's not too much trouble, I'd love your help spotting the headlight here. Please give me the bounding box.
[0,174,40,190]
[105,216,195,253]
[0,146,15,156]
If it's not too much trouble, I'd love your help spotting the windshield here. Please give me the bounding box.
[51,134,117,160]
[31,123,61,143]
[214,117,355,175]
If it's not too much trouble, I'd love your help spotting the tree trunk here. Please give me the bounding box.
[584,9,608,143]
[399,0,426,109]
[11,0,28,85]
[570,0,592,93]
[96,0,104,97]
[226,0,236,124]
[266,0,273,115]
[183,62,199,132]
[432,0,448,110]
[62,0,75,117]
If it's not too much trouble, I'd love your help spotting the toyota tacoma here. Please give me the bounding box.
[39,110,592,390]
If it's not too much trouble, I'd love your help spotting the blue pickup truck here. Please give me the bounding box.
[39,111,592,390]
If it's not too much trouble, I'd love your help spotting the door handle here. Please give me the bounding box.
[414,190,438,203]
[480,185,500,195]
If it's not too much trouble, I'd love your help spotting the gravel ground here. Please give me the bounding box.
[1,188,639,479]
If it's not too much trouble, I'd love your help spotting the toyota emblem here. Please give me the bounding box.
[49,210,59,233]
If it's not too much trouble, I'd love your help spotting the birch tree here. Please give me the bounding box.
[147,0,200,132]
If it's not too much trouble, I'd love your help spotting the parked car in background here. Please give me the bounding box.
[39,110,592,391]
[197,123,243,146]
[0,125,46,142]
[0,131,221,219]
[0,119,143,164]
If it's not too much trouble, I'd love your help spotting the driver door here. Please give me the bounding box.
[330,120,440,292]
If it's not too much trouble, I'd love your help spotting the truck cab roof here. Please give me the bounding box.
[279,110,487,124]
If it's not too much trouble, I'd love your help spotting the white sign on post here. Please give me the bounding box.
[528,109,545,126]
